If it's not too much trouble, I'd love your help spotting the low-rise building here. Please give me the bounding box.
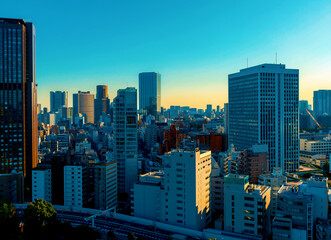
[224,174,271,238]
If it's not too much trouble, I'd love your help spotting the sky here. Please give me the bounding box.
[1,0,331,109]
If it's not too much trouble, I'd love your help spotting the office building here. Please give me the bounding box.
[228,64,299,173]
[139,72,161,119]
[300,134,331,155]
[299,100,309,115]
[0,18,38,185]
[314,90,331,116]
[273,178,328,240]
[0,170,24,203]
[94,85,110,123]
[94,160,117,210]
[32,168,52,202]
[50,91,68,112]
[113,87,138,193]
[224,174,271,238]
[73,91,94,124]
[64,165,88,207]
[133,149,212,231]
[161,149,212,230]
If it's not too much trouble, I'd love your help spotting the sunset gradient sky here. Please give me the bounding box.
[2,0,331,109]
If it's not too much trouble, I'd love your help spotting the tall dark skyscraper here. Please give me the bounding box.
[139,72,161,119]
[0,18,38,181]
[228,64,299,173]
[94,85,110,123]
[313,90,331,116]
[50,91,68,112]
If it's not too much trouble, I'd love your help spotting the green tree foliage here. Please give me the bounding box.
[24,199,57,240]
[128,232,136,240]
[24,199,57,228]
[0,201,19,240]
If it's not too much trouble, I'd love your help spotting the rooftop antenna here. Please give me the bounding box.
[275,52,277,64]
[246,58,248,68]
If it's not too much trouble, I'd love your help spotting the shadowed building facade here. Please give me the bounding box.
[94,85,110,123]
[0,18,38,187]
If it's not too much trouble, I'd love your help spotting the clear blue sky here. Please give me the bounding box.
[2,0,331,109]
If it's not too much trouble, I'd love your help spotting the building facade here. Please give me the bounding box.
[94,85,110,123]
[139,72,161,119]
[113,87,138,193]
[50,91,68,112]
[224,174,271,238]
[32,168,52,202]
[0,18,38,184]
[94,160,117,210]
[228,64,299,173]
[314,90,331,116]
[73,91,94,124]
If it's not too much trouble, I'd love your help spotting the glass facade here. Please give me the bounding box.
[0,18,38,180]
[139,72,161,119]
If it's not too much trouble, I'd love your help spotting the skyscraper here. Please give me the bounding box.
[139,72,161,119]
[313,90,331,116]
[50,91,68,112]
[73,91,94,124]
[299,100,309,115]
[114,88,137,193]
[228,64,299,173]
[94,85,110,123]
[0,18,38,182]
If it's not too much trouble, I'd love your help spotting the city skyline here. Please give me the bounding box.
[2,1,331,109]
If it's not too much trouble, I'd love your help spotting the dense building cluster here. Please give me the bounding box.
[1,17,331,240]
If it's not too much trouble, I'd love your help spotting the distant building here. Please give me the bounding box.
[139,72,161,119]
[314,90,331,116]
[224,174,271,238]
[145,123,158,150]
[114,88,138,193]
[0,18,38,186]
[73,91,95,124]
[50,91,68,112]
[299,100,309,115]
[193,132,228,153]
[300,135,331,155]
[228,64,299,173]
[94,85,110,123]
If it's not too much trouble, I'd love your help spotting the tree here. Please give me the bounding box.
[0,201,19,239]
[24,199,57,240]
[323,161,329,173]
[128,233,136,240]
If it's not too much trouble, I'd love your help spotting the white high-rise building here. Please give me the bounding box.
[228,64,299,173]
[132,149,212,231]
[161,149,212,230]
[114,87,138,193]
[32,168,52,202]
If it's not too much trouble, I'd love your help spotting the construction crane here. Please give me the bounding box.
[305,108,322,129]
